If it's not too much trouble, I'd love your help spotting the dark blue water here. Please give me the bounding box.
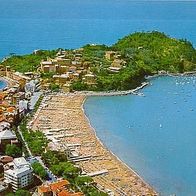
[1,1,196,195]
[84,76,196,196]
[0,0,196,59]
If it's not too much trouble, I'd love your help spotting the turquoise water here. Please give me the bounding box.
[0,0,196,59]
[0,80,7,90]
[1,1,196,195]
[84,76,196,196]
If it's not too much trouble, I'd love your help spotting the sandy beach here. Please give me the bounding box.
[30,93,157,196]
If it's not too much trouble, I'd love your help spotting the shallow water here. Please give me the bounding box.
[1,1,196,194]
[84,76,196,196]
[0,80,7,90]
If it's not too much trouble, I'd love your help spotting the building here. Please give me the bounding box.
[0,156,13,165]
[108,66,122,73]
[38,180,83,196]
[41,58,71,74]
[111,59,126,68]
[38,180,69,196]
[53,74,69,85]
[4,157,33,191]
[41,61,54,73]
[108,59,126,73]
[105,51,116,61]
[0,181,8,195]
[83,74,96,85]
[0,128,19,152]
[0,121,11,131]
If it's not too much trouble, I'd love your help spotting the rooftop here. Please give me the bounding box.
[41,61,53,65]
[0,129,17,140]
[38,185,51,193]
[0,156,13,164]
[5,165,32,178]
[50,180,70,192]
[4,157,32,178]
[13,157,29,168]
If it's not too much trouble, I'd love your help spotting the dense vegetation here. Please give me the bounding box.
[41,150,107,195]
[5,144,22,157]
[73,31,196,91]
[32,162,48,180]
[19,119,107,196]
[2,31,195,91]
[20,119,48,156]
[113,31,196,73]
[2,50,57,73]
[6,189,31,196]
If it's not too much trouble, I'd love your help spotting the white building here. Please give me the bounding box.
[4,157,33,191]
[19,100,29,113]
[25,80,36,93]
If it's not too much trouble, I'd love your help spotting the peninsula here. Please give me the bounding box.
[2,31,196,93]
[0,31,195,195]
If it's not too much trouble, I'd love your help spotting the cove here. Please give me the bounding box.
[84,76,196,196]
[0,79,7,90]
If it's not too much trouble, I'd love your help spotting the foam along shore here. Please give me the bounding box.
[30,93,157,196]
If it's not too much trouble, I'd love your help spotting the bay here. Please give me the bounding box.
[84,76,196,196]
[1,1,196,195]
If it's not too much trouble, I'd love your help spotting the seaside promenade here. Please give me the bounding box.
[29,93,157,196]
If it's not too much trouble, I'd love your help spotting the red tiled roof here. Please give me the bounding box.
[58,190,71,196]
[72,193,83,196]
[0,156,13,164]
[58,190,83,196]
[38,185,51,193]
[0,115,6,122]
[7,106,16,113]
[50,180,70,192]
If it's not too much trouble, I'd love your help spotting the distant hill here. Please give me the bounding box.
[2,31,196,91]
[113,31,196,73]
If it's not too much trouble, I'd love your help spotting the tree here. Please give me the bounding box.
[6,189,31,196]
[75,176,93,186]
[50,162,80,179]
[32,162,48,180]
[15,189,31,196]
[49,83,60,92]
[5,144,22,158]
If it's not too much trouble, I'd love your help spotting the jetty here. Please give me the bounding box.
[76,82,149,97]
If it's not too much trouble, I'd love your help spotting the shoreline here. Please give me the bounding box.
[0,76,19,91]
[72,71,196,97]
[73,81,149,97]
[30,94,157,195]
[0,77,9,90]
[82,97,158,195]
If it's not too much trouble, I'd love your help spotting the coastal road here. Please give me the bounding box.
[18,126,57,182]
[18,126,32,157]
[35,156,57,182]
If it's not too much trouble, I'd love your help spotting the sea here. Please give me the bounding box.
[84,76,196,196]
[0,0,196,195]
